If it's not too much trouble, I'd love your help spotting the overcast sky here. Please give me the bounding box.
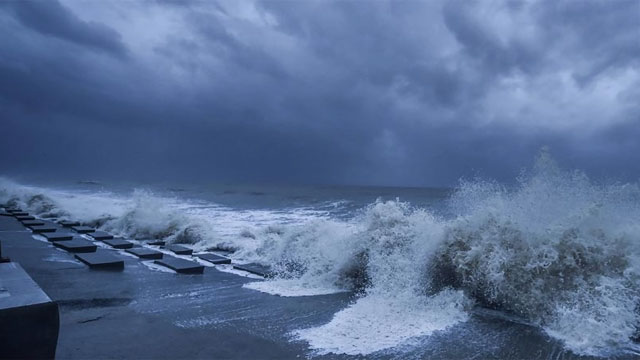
[0,0,638,187]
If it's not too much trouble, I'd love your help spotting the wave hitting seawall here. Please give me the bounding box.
[2,155,639,357]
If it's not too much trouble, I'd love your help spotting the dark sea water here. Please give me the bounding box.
[2,156,640,358]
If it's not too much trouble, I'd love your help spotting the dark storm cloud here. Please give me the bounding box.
[0,0,638,186]
[2,0,127,58]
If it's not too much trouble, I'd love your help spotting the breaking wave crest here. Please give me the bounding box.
[1,152,639,356]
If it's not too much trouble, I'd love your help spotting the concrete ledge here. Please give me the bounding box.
[75,251,124,270]
[88,231,114,240]
[166,244,193,255]
[125,248,163,259]
[71,226,95,234]
[196,253,232,265]
[41,232,75,242]
[54,239,97,253]
[29,225,57,233]
[0,262,59,359]
[103,239,133,249]
[0,211,11,217]
[146,240,165,246]
[21,220,45,226]
[58,220,80,227]
[6,208,23,213]
[154,257,204,274]
[10,211,29,217]
[233,263,272,277]
[15,215,35,221]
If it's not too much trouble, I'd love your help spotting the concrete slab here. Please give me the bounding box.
[10,211,28,216]
[154,257,204,274]
[74,251,124,270]
[0,262,59,359]
[41,232,75,242]
[103,239,133,249]
[88,231,114,240]
[30,225,57,233]
[233,263,272,277]
[6,208,23,213]
[22,220,45,226]
[16,215,35,221]
[146,240,165,246]
[196,253,232,265]
[71,226,95,234]
[58,220,80,227]
[0,211,11,217]
[166,244,193,255]
[54,239,97,253]
[125,247,163,259]
[0,217,29,231]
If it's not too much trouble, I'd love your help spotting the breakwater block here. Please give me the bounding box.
[0,262,59,359]
[22,220,45,226]
[15,215,35,221]
[71,226,95,233]
[54,239,97,253]
[75,251,124,270]
[6,208,23,213]
[30,225,57,233]
[0,211,11,217]
[146,240,165,246]
[196,253,231,265]
[42,232,75,242]
[166,244,193,255]
[59,220,80,227]
[233,263,272,277]
[154,257,204,274]
[88,231,114,240]
[10,211,28,217]
[103,239,133,249]
[125,248,163,260]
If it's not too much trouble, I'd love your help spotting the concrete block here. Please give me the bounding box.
[54,239,97,253]
[125,248,163,260]
[15,215,35,221]
[233,263,272,277]
[41,232,75,242]
[146,240,165,246]
[0,262,59,359]
[6,208,23,213]
[22,220,45,226]
[10,211,28,217]
[0,211,12,217]
[71,226,95,233]
[166,244,193,255]
[196,253,231,265]
[154,257,204,274]
[29,225,57,233]
[88,231,114,240]
[58,220,80,227]
[75,251,124,270]
[103,239,133,249]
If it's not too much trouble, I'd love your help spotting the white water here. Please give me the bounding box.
[2,152,639,357]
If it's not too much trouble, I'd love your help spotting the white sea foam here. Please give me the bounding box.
[243,279,347,297]
[294,290,470,355]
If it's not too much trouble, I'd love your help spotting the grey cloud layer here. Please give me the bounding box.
[0,0,638,186]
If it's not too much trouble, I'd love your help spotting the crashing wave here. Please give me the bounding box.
[1,152,639,356]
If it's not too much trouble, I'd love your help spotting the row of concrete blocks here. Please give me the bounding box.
[2,207,271,277]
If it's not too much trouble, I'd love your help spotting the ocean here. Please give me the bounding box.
[2,156,640,358]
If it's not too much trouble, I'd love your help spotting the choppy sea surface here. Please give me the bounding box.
[2,154,640,358]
